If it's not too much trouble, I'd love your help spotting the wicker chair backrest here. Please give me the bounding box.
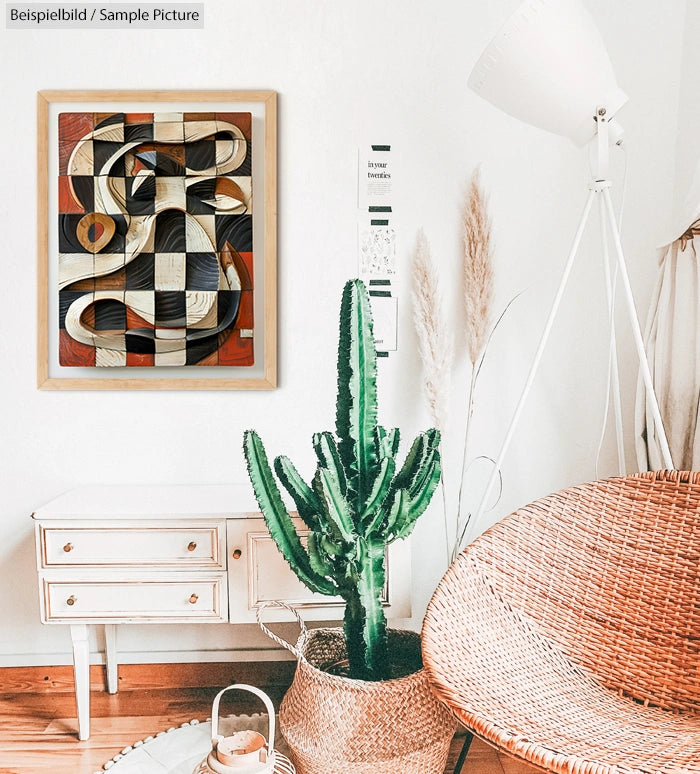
[468,470,699,713]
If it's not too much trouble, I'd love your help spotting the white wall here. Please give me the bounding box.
[674,0,700,210]
[0,0,688,666]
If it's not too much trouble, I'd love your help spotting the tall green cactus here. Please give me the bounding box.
[244,279,441,680]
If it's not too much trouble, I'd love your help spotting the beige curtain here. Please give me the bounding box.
[636,223,700,471]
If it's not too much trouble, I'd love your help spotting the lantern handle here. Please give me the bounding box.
[210,683,276,758]
[256,601,309,663]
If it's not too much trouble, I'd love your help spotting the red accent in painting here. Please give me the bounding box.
[59,329,95,367]
[124,113,153,125]
[216,112,252,140]
[238,252,254,289]
[217,331,254,366]
[58,112,95,175]
[132,155,151,175]
[58,176,85,214]
[126,308,155,330]
[218,289,254,366]
[236,288,254,330]
[126,352,155,367]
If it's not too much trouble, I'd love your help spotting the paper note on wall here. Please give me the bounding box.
[370,294,398,352]
[357,144,398,355]
[358,222,397,280]
[358,145,394,209]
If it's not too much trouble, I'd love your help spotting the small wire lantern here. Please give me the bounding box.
[193,684,295,774]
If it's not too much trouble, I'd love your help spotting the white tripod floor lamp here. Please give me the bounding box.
[467,0,674,534]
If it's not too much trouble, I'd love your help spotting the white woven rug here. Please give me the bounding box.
[98,715,286,774]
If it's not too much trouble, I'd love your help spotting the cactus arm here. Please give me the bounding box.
[374,425,387,456]
[361,456,395,529]
[381,487,409,540]
[313,432,347,497]
[274,455,321,529]
[307,531,339,581]
[394,457,442,540]
[374,426,400,461]
[391,429,440,495]
[407,438,440,500]
[319,468,355,543]
[321,533,344,557]
[390,434,427,493]
[336,280,379,509]
[307,533,329,578]
[243,430,337,596]
[311,470,343,542]
[387,428,401,458]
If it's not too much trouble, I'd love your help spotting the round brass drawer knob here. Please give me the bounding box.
[63,543,74,553]
[189,594,198,604]
[232,549,242,560]
[187,541,197,552]
[66,595,77,606]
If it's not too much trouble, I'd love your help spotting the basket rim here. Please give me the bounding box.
[294,627,426,690]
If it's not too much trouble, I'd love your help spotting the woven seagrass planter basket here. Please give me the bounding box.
[269,622,457,774]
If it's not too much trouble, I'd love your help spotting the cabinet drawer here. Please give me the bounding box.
[42,576,226,622]
[227,517,412,623]
[228,517,344,624]
[40,523,225,568]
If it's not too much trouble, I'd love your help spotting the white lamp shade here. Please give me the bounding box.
[468,0,628,146]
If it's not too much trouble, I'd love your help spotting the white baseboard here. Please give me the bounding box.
[0,648,293,667]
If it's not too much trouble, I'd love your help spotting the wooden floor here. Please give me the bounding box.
[0,663,537,774]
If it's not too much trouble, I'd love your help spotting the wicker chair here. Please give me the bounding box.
[422,470,700,774]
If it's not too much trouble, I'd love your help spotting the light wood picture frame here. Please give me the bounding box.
[37,90,277,390]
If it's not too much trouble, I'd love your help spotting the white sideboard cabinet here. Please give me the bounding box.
[33,485,411,740]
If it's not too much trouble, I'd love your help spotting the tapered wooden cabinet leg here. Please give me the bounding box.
[70,624,91,741]
[104,624,118,694]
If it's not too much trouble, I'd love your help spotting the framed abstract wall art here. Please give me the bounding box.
[37,90,277,390]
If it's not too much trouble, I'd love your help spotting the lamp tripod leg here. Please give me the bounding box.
[468,189,598,539]
[598,194,626,475]
[601,187,674,470]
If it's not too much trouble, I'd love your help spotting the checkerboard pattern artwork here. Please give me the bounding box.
[58,111,255,367]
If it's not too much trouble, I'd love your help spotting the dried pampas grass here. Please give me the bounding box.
[462,168,494,364]
[411,229,453,433]
[411,229,453,566]
[455,168,497,560]
[411,168,504,565]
